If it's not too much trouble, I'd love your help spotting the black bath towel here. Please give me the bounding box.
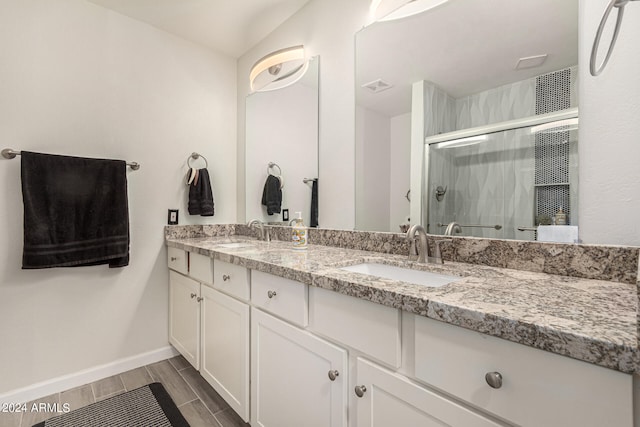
[20,151,130,269]
[310,178,318,228]
[261,174,282,215]
[188,168,214,216]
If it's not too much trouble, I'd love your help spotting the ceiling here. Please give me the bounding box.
[86,0,311,58]
[356,0,579,117]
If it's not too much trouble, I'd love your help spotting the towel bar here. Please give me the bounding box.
[437,223,502,230]
[2,148,140,170]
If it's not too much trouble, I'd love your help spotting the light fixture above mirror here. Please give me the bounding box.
[370,0,449,23]
[249,45,307,92]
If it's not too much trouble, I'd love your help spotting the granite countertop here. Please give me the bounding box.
[166,235,639,374]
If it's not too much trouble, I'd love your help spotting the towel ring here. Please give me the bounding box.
[267,162,282,176]
[188,152,208,168]
[590,0,638,76]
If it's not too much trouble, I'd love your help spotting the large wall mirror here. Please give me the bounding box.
[355,0,578,240]
[246,56,319,226]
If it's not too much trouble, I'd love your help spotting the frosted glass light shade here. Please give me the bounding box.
[249,45,307,92]
[371,0,449,22]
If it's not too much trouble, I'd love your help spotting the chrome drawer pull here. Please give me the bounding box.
[222,274,231,281]
[196,297,203,302]
[190,293,197,299]
[485,372,503,389]
[170,257,178,261]
[328,370,339,381]
[267,290,277,299]
[354,385,367,398]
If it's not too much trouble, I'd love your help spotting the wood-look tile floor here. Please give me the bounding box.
[0,356,250,427]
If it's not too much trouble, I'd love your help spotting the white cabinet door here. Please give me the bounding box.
[169,271,200,369]
[200,286,250,422]
[251,308,347,427]
[355,358,505,427]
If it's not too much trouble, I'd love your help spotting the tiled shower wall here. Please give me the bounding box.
[427,67,578,239]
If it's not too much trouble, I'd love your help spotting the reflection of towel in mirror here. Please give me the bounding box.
[188,168,214,216]
[310,179,318,227]
[261,174,282,215]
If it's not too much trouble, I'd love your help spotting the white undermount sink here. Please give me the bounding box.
[215,242,255,248]
[340,263,463,288]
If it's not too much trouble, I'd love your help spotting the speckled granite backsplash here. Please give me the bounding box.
[165,224,639,284]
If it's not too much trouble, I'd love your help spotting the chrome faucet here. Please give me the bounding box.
[444,221,462,236]
[407,224,452,264]
[247,219,270,242]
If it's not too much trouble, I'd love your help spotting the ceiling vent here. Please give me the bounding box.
[361,79,393,94]
[515,54,548,70]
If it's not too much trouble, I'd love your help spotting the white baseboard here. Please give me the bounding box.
[0,346,179,405]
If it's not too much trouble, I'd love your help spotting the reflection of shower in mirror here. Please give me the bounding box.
[434,186,447,202]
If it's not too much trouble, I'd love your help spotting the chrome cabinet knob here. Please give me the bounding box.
[328,370,339,381]
[267,290,277,299]
[222,274,231,281]
[485,372,503,389]
[170,257,178,261]
[196,297,203,302]
[190,293,197,299]
[354,385,367,398]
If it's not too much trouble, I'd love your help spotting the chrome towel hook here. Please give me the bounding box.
[590,0,638,76]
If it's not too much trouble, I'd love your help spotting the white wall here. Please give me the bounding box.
[579,0,640,245]
[0,0,236,394]
[237,0,371,230]
[355,106,391,231]
[354,109,410,233]
[389,113,411,231]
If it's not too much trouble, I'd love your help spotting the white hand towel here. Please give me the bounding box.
[537,225,579,243]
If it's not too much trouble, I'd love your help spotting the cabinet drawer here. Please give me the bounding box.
[252,270,308,327]
[356,357,503,427]
[190,252,213,285]
[414,316,633,427]
[167,247,188,275]
[214,259,250,301]
[309,287,401,368]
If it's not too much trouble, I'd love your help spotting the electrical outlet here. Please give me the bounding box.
[283,209,289,221]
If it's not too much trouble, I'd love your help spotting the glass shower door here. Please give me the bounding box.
[426,118,578,241]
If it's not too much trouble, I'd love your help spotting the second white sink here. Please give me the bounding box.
[215,242,255,249]
[340,263,462,288]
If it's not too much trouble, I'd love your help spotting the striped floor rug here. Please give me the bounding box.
[34,383,189,427]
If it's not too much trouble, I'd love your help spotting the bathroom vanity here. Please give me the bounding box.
[165,225,638,427]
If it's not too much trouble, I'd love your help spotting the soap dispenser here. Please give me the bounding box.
[291,212,308,250]
[555,207,567,225]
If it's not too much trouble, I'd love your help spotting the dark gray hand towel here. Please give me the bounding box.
[261,174,282,215]
[21,151,129,269]
[310,178,318,228]
[188,168,214,216]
